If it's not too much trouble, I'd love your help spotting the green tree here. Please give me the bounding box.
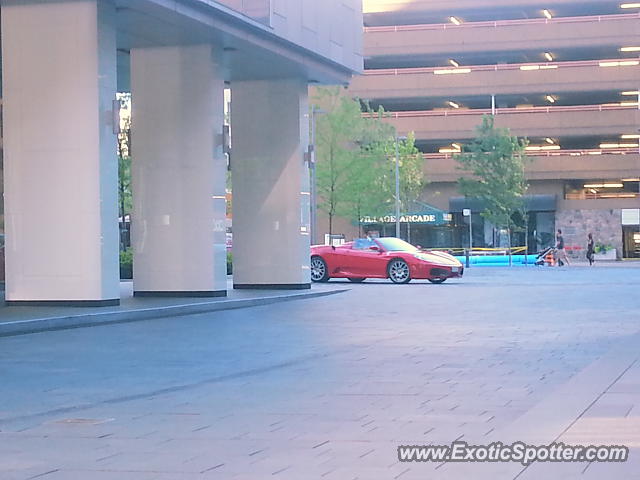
[455,115,529,263]
[335,109,403,236]
[116,93,132,250]
[385,134,424,217]
[335,149,387,236]
[314,87,392,236]
[314,87,426,239]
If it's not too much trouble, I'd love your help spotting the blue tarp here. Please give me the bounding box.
[453,254,539,266]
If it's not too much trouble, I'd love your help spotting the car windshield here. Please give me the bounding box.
[376,238,418,252]
[352,238,377,250]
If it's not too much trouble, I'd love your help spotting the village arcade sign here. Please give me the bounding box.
[360,213,453,224]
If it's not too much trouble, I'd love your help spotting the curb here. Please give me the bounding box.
[0,289,347,337]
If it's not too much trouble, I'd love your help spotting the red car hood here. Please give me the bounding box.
[416,250,462,267]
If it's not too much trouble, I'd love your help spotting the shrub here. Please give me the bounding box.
[119,248,133,279]
[120,248,133,267]
[594,242,614,254]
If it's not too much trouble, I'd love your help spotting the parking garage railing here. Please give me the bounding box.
[378,103,639,118]
[365,12,640,33]
[420,148,640,160]
[361,58,640,77]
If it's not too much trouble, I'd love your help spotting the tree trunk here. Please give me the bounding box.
[120,183,125,250]
[119,161,126,251]
[328,213,333,245]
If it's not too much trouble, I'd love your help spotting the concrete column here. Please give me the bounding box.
[130,45,227,297]
[1,0,119,305]
[231,79,311,289]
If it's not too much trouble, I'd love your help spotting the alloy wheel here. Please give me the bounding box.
[310,256,328,282]
[388,259,410,284]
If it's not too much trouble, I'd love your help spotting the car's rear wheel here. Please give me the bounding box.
[348,278,366,283]
[428,277,447,284]
[310,256,329,282]
[388,259,411,284]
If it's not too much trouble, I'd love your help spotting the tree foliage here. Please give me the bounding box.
[313,87,425,237]
[455,115,529,230]
[116,93,132,249]
[380,133,424,214]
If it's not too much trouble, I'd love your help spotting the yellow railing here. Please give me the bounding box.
[424,246,529,255]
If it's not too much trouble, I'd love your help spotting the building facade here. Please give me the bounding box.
[0,0,362,303]
[342,0,640,259]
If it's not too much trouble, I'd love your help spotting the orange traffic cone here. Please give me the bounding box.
[545,251,555,266]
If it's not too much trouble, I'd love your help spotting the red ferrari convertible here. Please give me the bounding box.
[311,237,463,284]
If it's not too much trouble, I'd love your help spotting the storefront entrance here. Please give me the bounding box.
[622,227,640,259]
[622,209,640,259]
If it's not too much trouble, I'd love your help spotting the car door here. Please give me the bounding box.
[322,244,352,276]
[344,239,388,277]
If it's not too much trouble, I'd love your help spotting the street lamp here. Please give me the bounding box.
[309,106,326,245]
[395,135,407,238]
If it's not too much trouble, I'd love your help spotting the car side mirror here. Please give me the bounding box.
[369,246,380,252]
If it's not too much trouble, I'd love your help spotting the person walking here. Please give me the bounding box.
[586,232,595,266]
[555,229,570,267]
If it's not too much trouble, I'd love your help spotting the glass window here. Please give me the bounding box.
[376,238,418,252]
[215,0,271,26]
[352,238,376,250]
[565,179,639,200]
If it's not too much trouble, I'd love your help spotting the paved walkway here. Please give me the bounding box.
[0,280,334,323]
[521,350,640,479]
[0,280,342,336]
[2,262,636,327]
[1,266,639,479]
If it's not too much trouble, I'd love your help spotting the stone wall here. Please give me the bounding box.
[556,209,623,260]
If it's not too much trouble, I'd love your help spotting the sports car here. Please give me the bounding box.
[310,237,463,284]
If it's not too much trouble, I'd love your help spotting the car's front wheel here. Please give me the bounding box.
[310,256,329,282]
[428,277,447,284]
[388,259,411,284]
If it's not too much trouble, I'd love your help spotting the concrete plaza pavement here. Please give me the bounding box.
[0,280,343,336]
[1,265,640,479]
